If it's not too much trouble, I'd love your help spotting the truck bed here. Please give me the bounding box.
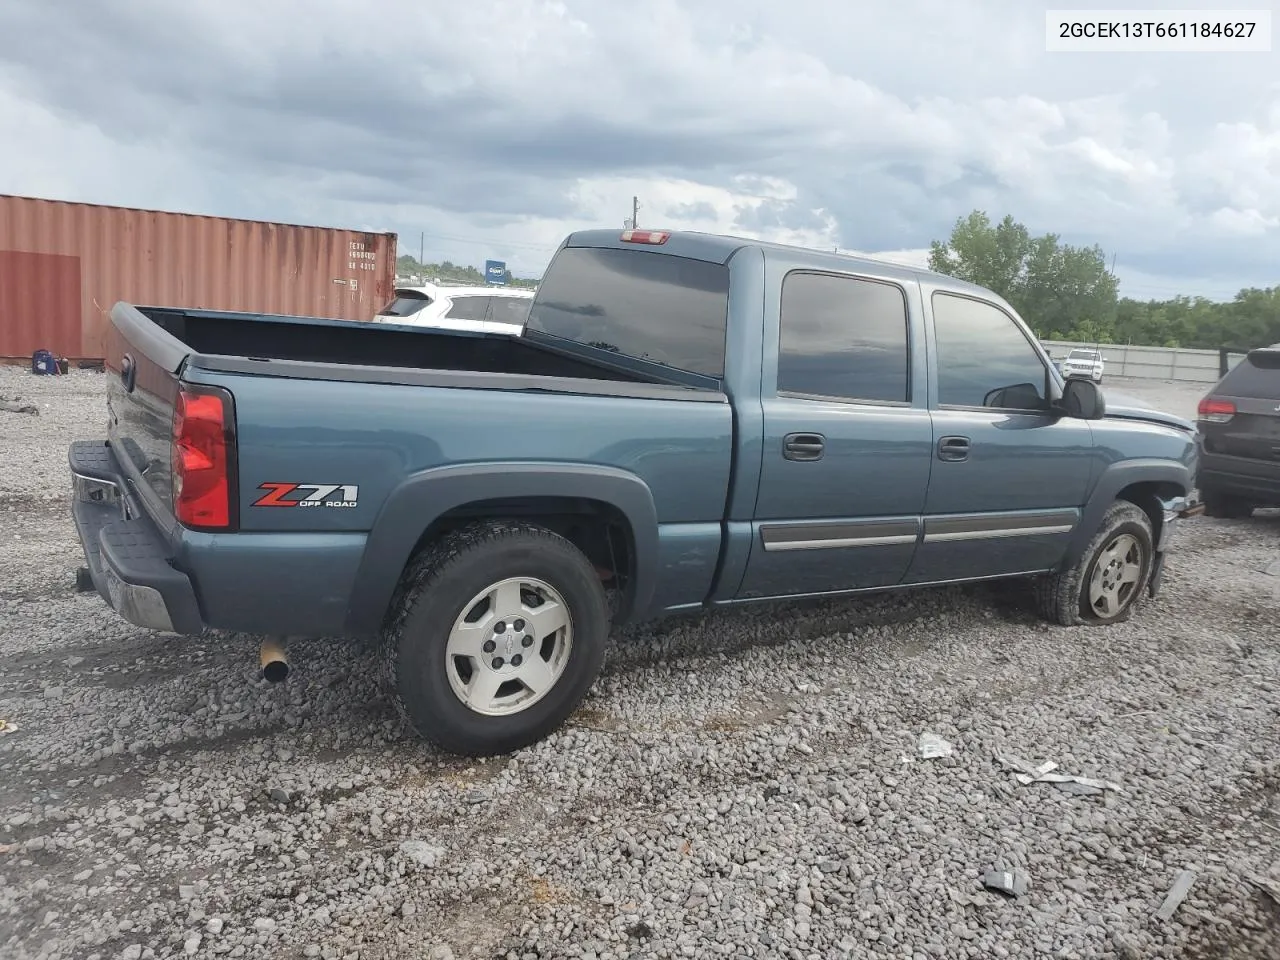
[138,305,667,385]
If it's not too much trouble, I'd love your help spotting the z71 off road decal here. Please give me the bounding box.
[253,483,359,509]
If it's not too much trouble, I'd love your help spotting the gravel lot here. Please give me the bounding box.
[2,367,1278,960]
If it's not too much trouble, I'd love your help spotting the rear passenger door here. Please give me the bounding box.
[903,289,1094,584]
[738,268,933,599]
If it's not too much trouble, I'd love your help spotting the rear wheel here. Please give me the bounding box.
[380,520,609,756]
[1035,500,1154,626]
[1201,489,1253,519]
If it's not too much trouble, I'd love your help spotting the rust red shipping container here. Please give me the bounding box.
[0,194,397,360]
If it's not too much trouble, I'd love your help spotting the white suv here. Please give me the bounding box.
[372,284,535,335]
[1060,348,1105,382]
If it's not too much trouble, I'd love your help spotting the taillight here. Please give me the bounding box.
[1197,397,1236,423]
[620,229,670,245]
[172,384,237,531]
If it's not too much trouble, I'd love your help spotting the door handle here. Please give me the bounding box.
[783,432,825,462]
[938,435,970,462]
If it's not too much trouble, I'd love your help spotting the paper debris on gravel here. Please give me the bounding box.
[982,867,1031,898]
[918,732,954,759]
[998,754,1124,794]
[1154,869,1197,920]
[0,718,18,735]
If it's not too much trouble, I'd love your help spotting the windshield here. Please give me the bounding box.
[526,246,730,378]
[1068,349,1099,360]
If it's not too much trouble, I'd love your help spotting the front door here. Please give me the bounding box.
[904,289,1094,585]
[738,267,933,599]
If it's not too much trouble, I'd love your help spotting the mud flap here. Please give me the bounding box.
[1148,551,1166,599]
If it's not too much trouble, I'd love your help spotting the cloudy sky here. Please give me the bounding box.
[1,0,1276,300]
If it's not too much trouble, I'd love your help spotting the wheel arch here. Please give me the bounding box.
[1063,459,1191,568]
[345,462,658,635]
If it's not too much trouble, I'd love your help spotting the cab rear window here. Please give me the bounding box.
[526,247,729,378]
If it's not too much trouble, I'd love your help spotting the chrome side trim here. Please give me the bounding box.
[759,519,919,552]
[764,534,919,551]
[922,510,1078,544]
[924,524,1075,543]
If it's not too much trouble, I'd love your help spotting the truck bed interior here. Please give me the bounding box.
[139,307,655,385]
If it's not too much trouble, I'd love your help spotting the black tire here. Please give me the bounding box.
[1201,489,1253,519]
[380,520,609,756]
[1035,500,1154,626]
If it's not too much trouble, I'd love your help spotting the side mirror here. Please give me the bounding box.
[1058,376,1106,420]
[984,382,1045,410]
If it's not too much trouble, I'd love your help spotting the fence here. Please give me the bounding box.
[1040,340,1247,384]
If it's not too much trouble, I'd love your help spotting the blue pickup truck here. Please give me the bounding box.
[70,228,1200,755]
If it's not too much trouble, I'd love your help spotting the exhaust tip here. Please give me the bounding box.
[262,660,289,683]
[259,637,289,683]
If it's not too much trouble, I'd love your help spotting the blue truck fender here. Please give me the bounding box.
[343,461,660,635]
[1061,458,1193,569]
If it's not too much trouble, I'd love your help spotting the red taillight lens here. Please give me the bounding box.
[172,386,236,530]
[1197,397,1236,423]
[620,229,670,245]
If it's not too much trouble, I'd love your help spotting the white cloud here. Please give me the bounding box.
[0,0,1277,296]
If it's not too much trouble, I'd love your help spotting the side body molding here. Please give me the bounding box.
[1061,458,1192,568]
[344,461,660,635]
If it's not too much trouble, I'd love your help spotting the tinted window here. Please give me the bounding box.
[526,247,729,378]
[445,296,492,322]
[778,272,909,403]
[1221,350,1280,400]
[377,293,431,318]
[487,297,533,326]
[933,293,1049,410]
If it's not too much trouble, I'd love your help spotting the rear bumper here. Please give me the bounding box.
[1196,450,1280,504]
[69,440,206,636]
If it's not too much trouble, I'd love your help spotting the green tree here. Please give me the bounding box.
[929,211,1280,351]
[929,211,1118,341]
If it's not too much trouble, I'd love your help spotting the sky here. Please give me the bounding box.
[0,0,1277,301]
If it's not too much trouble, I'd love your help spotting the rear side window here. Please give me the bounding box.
[526,247,730,378]
[445,296,492,322]
[778,272,909,403]
[932,293,1049,410]
[1220,350,1280,400]
[487,297,533,326]
[377,293,432,318]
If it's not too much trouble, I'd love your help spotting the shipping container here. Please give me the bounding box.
[0,194,397,360]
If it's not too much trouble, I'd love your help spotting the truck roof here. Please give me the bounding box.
[562,228,1005,303]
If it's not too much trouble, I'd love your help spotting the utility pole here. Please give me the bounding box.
[420,232,425,279]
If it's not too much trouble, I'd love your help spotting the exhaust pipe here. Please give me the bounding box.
[259,637,289,683]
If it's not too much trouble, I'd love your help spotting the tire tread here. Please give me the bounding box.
[1035,500,1152,627]
[379,519,605,755]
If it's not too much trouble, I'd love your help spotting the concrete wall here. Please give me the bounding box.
[1041,340,1246,384]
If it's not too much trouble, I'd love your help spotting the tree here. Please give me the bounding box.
[928,211,1280,351]
[928,211,1118,341]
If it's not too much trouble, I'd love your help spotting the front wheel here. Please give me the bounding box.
[380,520,610,756]
[1035,500,1154,626]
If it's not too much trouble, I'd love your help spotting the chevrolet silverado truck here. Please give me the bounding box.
[70,228,1201,756]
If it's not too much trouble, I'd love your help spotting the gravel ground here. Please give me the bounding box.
[1,366,1278,960]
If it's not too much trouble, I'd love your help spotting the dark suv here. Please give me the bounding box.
[1196,345,1280,517]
